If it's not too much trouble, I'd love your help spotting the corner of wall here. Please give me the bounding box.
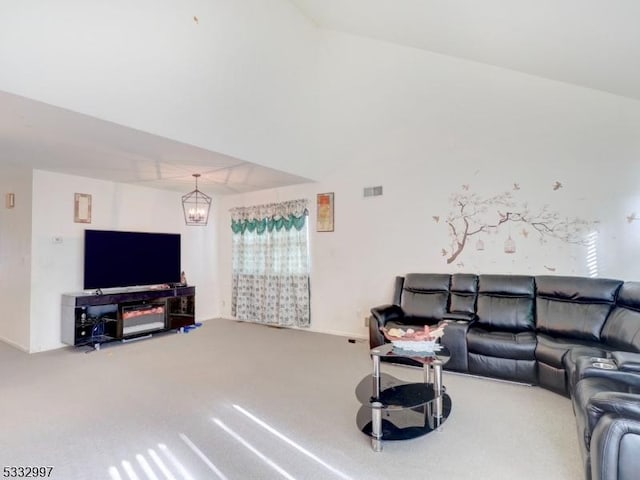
[0,164,33,351]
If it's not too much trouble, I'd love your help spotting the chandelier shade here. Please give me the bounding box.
[182,174,212,226]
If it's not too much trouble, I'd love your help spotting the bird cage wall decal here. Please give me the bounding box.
[182,174,212,226]
[476,239,485,251]
[504,235,516,254]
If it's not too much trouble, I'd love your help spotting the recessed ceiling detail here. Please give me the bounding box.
[0,91,310,195]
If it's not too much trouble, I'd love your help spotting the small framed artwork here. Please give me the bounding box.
[316,192,334,232]
[74,193,92,223]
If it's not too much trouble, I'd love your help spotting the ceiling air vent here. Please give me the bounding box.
[363,186,383,198]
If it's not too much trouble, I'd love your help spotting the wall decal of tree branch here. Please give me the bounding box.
[438,186,597,264]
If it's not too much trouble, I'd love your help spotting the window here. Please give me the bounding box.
[230,199,310,327]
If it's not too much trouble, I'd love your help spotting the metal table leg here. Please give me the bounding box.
[371,355,382,451]
[373,355,381,398]
[424,362,433,385]
[371,402,383,452]
[433,359,443,430]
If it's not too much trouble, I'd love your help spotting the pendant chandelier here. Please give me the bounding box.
[182,174,211,226]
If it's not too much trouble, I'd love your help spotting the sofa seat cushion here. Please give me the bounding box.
[467,328,536,360]
[536,333,606,368]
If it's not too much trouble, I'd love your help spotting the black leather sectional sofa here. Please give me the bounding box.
[369,273,640,480]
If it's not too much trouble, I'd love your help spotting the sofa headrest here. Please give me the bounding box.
[403,273,450,293]
[535,275,622,303]
[451,273,478,293]
[478,275,535,297]
[617,282,640,311]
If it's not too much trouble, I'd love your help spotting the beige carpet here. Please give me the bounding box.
[0,319,582,480]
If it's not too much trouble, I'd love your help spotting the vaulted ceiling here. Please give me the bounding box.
[1,1,638,194]
[291,0,640,101]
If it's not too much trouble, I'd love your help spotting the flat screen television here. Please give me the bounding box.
[84,230,181,290]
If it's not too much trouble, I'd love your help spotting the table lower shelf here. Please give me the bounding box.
[356,393,452,441]
[356,373,440,409]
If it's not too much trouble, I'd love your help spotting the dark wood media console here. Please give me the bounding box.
[61,286,195,348]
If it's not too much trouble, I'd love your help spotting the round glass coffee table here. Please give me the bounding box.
[355,343,452,451]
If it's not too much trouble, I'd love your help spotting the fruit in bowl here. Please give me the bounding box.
[380,324,446,352]
[382,324,445,341]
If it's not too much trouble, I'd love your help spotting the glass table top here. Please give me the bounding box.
[370,343,450,366]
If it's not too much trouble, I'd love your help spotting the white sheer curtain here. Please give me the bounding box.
[230,199,310,327]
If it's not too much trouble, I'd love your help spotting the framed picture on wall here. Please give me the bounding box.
[74,193,92,223]
[316,192,334,232]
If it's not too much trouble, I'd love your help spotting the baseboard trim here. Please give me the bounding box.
[306,327,368,340]
[0,335,29,353]
[224,317,369,341]
[445,370,535,387]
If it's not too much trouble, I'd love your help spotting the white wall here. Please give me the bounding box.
[29,170,218,352]
[217,31,640,340]
[0,165,33,351]
[0,0,326,179]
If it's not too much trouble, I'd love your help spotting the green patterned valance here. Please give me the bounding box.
[230,199,308,235]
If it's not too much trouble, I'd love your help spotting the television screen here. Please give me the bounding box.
[84,230,181,290]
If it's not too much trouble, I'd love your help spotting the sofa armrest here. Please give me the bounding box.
[588,392,640,435]
[439,315,475,373]
[590,414,640,480]
[369,304,406,349]
[612,351,640,373]
[370,304,405,325]
[575,358,640,389]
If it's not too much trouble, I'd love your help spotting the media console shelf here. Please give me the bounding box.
[61,286,195,348]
